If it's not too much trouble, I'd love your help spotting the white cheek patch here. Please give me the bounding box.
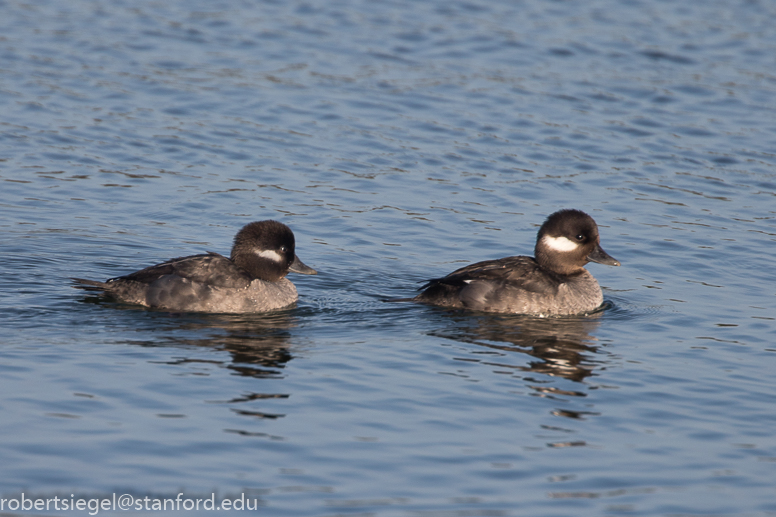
[256,249,284,263]
[542,235,579,252]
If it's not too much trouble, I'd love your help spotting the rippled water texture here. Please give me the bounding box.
[2,0,776,515]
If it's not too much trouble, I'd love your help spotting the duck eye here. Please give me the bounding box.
[280,246,287,253]
[575,234,585,241]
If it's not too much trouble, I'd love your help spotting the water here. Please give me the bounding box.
[2,0,776,515]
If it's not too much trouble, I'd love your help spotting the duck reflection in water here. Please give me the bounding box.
[429,309,610,385]
[126,311,300,380]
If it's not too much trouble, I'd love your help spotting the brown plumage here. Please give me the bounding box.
[73,220,316,313]
[414,209,620,315]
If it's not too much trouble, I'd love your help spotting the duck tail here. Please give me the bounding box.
[71,278,108,291]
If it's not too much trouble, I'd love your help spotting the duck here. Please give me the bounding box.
[73,220,317,313]
[412,209,620,316]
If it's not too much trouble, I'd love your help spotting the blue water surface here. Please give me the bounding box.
[1,0,776,515]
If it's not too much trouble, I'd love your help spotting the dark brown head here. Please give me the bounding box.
[534,209,620,275]
[231,220,317,282]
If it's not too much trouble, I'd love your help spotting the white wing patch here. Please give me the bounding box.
[542,235,578,252]
[256,249,284,263]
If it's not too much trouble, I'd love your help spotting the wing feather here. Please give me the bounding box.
[109,252,251,289]
[420,256,555,294]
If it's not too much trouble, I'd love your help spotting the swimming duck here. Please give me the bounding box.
[413,209,620,316]
[73,220,316,313]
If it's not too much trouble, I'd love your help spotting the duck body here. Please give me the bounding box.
[413,209,620,316]
[74,220,316,313]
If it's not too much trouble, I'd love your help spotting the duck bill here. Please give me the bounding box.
[587,244,620,267]
[289,255,317,275]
